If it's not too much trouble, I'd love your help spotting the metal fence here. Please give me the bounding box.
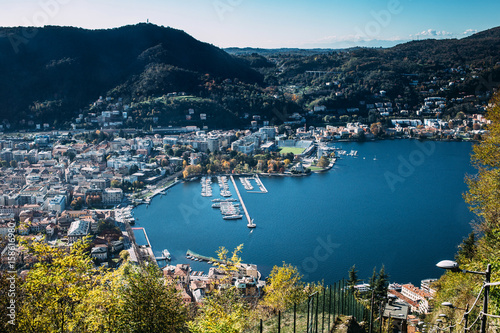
[247,279,370,333]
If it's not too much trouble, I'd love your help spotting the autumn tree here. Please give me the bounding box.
[17,238,97,332]
[432,92,500,330]
[317,156,329,168]
[262,262,307,313]
[70,196,83,210]
[188,287,252,333]
[118,261,188,332]
[76,266,125,333]
[214,244,244,282]
[0,271,24,332]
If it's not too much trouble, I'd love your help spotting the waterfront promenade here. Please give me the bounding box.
[230,175,256,228]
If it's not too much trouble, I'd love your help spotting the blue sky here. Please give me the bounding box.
[2,0,500,48]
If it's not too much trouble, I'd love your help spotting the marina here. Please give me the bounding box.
[253,175,268,193]
[132,140,475,284]
[218,176,232,197]
[240,177,254,190]
[201,176,213,197]
[114,206,135,225]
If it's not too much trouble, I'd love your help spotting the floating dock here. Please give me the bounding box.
[248,175,268,194]
[230,175,256,228]
[186,249,224,264]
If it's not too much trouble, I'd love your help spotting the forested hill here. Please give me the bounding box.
[385,26,500,65]
[0,23,262,128]
[1,24,500,130]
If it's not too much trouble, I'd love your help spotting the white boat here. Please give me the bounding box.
[162,249,171,260]
[223,214,243,220]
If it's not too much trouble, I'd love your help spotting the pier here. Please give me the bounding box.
[131,227,157,264]
[230,175,256,228]
[249,175,268,193]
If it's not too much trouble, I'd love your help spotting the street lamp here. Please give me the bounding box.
[436,260,491,333]
[442,302,469,330]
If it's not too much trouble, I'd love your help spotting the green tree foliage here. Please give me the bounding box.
[188,287,252,333]
[76,266,125,333]
[17,238,97,332]
[434,92,500,329]
[15,238,188,333]
[111,179,121,188]
[96,219,121,235]
[368,266,389,313]
[456,232,477,263]
[214,244,244,281]
[347,265,359,292]
[129,164,139,175]
[0,271,24,332]
[262,262,307,313]
[118,261,188,332]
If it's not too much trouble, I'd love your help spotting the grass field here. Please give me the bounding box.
[308,166,324,171]
[279,147,305,155]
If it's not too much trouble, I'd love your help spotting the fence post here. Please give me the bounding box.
[322,287,326,332]
[328,285,332,331]
[315,292,319,333]
[351,291,355,317]
[341,279,345,315]
[260,319,263,333]
[294,303,297,333]
[278,311,281,333]
[307,295,311,333]
[334,282,338,318]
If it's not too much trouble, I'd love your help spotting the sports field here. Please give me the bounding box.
[279,147,305,155]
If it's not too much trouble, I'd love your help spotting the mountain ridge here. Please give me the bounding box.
[0,23,262,128]
[0,24,499,129]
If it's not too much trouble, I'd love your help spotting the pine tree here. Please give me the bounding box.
[347,265,359,292]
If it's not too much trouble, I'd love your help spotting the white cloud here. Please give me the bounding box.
[462,29,478,35]
[414,29,454,37]
[409,28,479,40]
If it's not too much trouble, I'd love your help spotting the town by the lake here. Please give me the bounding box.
[0,91,486,328]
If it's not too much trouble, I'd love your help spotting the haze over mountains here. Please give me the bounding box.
[0,23,499,130]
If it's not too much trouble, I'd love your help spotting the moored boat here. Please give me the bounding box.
[223,214,243,220]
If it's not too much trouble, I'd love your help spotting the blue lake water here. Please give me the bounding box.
[133,140,476,285]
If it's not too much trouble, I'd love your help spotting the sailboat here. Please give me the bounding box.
[373,155,377,161]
